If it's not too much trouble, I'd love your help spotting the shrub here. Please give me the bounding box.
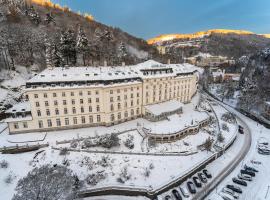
[59,148,69,155]
[0,160,9,169]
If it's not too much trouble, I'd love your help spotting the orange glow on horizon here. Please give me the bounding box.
[30,0,94,21]
[147,29,270,44]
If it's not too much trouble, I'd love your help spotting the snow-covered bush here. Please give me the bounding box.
[0,160,9,168]
[124,134,134,149]
[221,112,235,123]
[98,133,119,149]
[82,138,96,148]
[4,173,14,184]
[217,133,225,143]
[221,123,229,132]
[80,156,95,170]
[149,163,154,170]
[97,156,110,167]
[86,171,106,186]
[62,158,70,166]
[13,165,77,200]
[70,140,78,148]
[117,166,131,183]
[59,147,69,156]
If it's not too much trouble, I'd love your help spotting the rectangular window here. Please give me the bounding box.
[79,91,83,96]
[45,101,49,106]
[34,94,38,98]
[23,122,28,128]
[46,109,50,116]
[110,97,113,102]
[47,119,52,127]
[62,92,66,97]
[81,107,84,113]
[64,108,68,114]
[36,102,40,107]
[71,92,74,96]
[72,107,76,114]
[88,91,91,95]
[89,115,93,123]
[55,108,59,115]
[14,123,19,129]
[38,120,43,128]
[72,99,75,105]
[65,118,69,126]
[96,98,99,103]
[37,110,41,116]
[80,99,83,104]
[81,116,85,124]
[88,98,91,103]
[73,117,77,125]
[97,115,101,122]
[44,93,47,98]
[54,100,58,106]
[53,93,57,97]
[63,100,67,105]
[117,96,120,101]
[89,106,92,112]
[56,119,61,127]
[97,105,100,112]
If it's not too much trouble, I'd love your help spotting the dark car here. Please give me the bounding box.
[172,189,182,200]
[202,169,212,178]
[238,126,244,134]
[258,149,270,155]
[244,164,259,173]
[241,169,255,177]
[232,177,247,186]
[193,176,202,188]
[226,184,242,194]
[198,172,207,183]
[164,195,172,200]
[187,181,196,194]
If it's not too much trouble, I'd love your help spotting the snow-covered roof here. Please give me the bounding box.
[144,100,183,116]
[27,60,198,84]
[5,101,31,114]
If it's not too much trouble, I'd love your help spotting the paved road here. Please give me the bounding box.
[191,93,252,200]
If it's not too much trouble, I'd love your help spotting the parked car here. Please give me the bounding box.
[232,177,247,186]
[244,164,259,173]
[164,195,172,200]
[172,189,182,200]
[219,192,234,200]
[238,173,252,181]
[226,184,242,194]
[179,186,190,198]
[222,187,239,199]
[203,169,212,178]
[187,181,196,194]
[193,176,202,188]
[198,172,207,183]
[238,126,244,134]
[240,169,255,177]
[258,149,270,155]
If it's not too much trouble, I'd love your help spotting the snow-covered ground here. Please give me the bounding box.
[0,92,241,200]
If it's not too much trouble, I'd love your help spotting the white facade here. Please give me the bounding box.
[6,60,199,134]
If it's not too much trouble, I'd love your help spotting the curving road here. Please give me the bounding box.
[191,93,252,200]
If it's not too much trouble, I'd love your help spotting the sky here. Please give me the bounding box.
[52,0,270,39]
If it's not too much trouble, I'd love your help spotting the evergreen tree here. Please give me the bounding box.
[117,42,128,64]
[59,29,77,66]
[44,12,55,25]
[76,26,89,66]
[45,39,53,68]
[52,44,63,67]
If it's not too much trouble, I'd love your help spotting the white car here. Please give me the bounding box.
[219,192,235,200]
[222,187,239,199]
[179,186,190,198]
[238,173,252,181]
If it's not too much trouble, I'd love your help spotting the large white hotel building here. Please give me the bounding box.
[5,60,199,134]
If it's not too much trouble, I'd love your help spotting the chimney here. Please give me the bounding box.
[122,62,125,66]
[167,59,171,65]
[104,60,107,67]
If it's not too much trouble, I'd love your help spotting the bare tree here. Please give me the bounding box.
[13,165,78,200]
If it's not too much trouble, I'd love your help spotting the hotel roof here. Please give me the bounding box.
[27,60,198,84]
